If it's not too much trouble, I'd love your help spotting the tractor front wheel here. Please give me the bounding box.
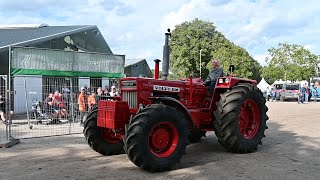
[83,107,124,155]
[124,104,189,171]
[213,83,268,153]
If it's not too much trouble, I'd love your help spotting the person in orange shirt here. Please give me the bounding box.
[78,87,87,126]
[87,91,96,110]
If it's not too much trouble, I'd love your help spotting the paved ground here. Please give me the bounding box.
[0,101,320,180]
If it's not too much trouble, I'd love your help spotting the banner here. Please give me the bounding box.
[11,47,125,77]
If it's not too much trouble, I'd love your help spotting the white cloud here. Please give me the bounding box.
[1,0,320,67]
[253,54,270,66]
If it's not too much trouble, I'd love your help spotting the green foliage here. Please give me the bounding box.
[207,40,261,80]
[169,18,261,81]
[170,18,223,78]
[261,42,319,83]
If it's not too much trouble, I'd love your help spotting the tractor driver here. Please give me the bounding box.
[204,59,224,94]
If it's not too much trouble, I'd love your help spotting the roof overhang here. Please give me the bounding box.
[0,25,112,54]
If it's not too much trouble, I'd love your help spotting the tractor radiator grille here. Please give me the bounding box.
[122,91,138,109]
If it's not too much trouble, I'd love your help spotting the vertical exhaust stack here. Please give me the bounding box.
[154,59,161,79]
[162,29,171,80]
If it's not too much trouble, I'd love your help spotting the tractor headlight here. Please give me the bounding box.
[218,78,224,84]
[225,78,230,83]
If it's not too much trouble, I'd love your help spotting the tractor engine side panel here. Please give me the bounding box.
[120,77,210,128]
[134,78,208,109]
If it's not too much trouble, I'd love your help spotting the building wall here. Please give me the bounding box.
[124,60,153,78]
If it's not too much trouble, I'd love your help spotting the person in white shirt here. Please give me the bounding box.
[62,84,71,105]
[109,86,119,97]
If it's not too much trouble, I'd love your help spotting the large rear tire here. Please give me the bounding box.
[213,83,268,153]
[124,104,189,171]
[83,107,124,155]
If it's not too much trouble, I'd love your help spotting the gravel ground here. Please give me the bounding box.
[0,101,320,180]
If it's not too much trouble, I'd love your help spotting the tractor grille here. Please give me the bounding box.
[122,91,138,109]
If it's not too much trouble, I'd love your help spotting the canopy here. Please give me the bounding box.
[257,78,272,92]
[272,79,284,85]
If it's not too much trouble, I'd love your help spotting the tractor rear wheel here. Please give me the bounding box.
[124,104,189,171]
[83,107,124,155]
[213,83,268,153]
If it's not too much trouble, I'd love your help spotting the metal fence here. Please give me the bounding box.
[0,75,8,143]
[1,46,125,147]
[2,75,119,140]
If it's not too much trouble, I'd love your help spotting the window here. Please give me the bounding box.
[286,84,299,90]
[275,84,283,89]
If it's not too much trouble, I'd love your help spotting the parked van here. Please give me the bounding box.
[279,83,300,101]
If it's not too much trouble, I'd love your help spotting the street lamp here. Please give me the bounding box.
[199,49,203,77]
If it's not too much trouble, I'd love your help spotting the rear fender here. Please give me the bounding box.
[215,77,257,89]
[148,97,194,128]
[210,78,257,111]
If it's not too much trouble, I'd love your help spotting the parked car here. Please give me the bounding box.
[273,83,283,100]
[279,83,300,101]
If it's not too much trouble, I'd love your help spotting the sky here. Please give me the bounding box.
[0,0,319,67]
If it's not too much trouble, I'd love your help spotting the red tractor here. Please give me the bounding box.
[83,30,268,172]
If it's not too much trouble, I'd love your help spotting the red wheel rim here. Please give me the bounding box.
[101,128,121,144]
[238,99,260,139]
[148,122,179,158]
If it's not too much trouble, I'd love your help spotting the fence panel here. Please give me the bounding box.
[9,76,120,139]
[0,75,7,142]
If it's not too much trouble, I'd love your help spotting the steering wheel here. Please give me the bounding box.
[203,76,211,86]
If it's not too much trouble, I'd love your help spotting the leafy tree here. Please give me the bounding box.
[207,40,261,80]
[169,18,261,81]
[170,18,225,78]
[261,42,319,83]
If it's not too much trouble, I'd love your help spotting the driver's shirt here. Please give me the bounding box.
[205,66,224,83]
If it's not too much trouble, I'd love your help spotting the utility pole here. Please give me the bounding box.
[199,49,203,77]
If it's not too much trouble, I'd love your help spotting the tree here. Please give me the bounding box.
[207,40,261,80]
[170,18,225,78]
[261,42,319,83]
[169,18,261,81]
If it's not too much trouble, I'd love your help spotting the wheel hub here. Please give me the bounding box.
[151,128,170,149]
[148,122,179,158]
[238,99,261,139]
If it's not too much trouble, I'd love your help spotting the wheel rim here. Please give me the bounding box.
[148,122,179,158]
[238,99,261,139]
[101,128,121,144]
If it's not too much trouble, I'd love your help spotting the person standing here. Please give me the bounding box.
[61,83,71,105]
[304,83,310,102]
[204,59,224,95]
[104,86,110,96]
[298,87,304,104]
[271,88,276,102]
[300,84,306,103]
[314,86,318,103]
[267,87,271,101]
[78,87,87,126]
[109,86,119,97]
[87,91,97,110]
[96,87,103,101]
[0,94,14,123]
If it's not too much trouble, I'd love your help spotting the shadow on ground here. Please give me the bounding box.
[1,101,320,180]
